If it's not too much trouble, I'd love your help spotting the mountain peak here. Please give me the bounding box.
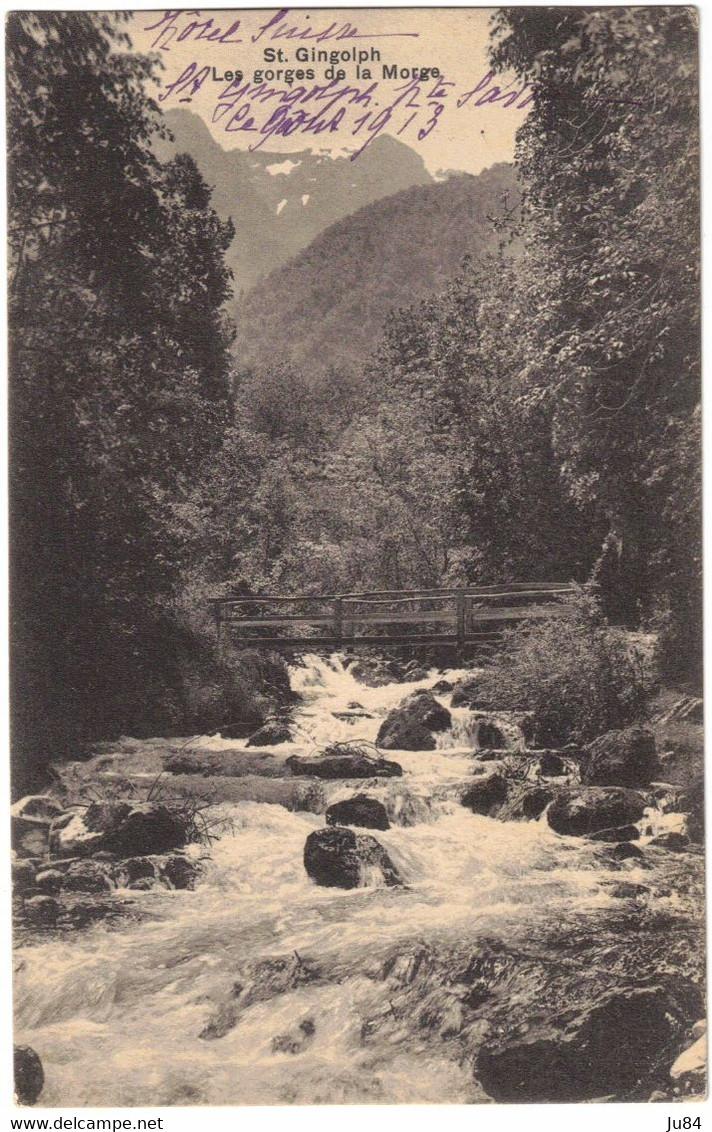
[155,108,433,293]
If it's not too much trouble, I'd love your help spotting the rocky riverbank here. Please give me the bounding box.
[12,655,705,1105]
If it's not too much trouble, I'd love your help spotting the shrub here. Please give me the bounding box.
[172,636,296,737]
[82,615,296,740]
[477,587,653,746]
[12,606,297,798]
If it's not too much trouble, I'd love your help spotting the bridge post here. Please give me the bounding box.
[333,597,343,648]
[456,592,466,650]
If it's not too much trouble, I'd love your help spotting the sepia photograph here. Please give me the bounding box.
[7,4,705,1109]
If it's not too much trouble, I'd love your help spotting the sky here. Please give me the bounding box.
[128,8,530,175]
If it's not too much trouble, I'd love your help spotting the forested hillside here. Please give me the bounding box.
[235,163,518,373]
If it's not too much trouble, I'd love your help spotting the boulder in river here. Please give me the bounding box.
[287,752,402,779]
[14,1045,44,1105]
[60,860,114,893]
[401,661,430,682]
[499,785,556,821]
[376,690,450,751]
[303,827,401,888]
[461,773,510,817]
[160,854,200,890]
[348,659,393,687]
[649,831,690,852]
[581,725,658,788]
[450,675,489,709]
[49,801,192,858]
[44,852,199,896]
[326,794,390,831]
[538,751,567,777]
[123,857,157,884]
[431,678,453,695]
[476,720,506,750]
[34,868,64,895]
[476,986,690,1102]
[546,787,648,837]
[609,881,649,899]
[246,721,293,747]
[588,824,640,843]
[376,717,436,751]
[12,859,38,896]
[680,779,704,843]
[400,690,452,732]
[23,895,60,927]
[608,841,644,861]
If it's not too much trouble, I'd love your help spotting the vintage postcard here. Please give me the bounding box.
[8,5,703,1108]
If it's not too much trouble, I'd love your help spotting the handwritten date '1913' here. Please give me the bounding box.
[158,66,532,159]
[225,73,454,158]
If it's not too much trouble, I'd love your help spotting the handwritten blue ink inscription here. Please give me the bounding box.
[147,10,533,158]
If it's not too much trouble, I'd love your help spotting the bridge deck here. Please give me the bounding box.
[208,582,575,649]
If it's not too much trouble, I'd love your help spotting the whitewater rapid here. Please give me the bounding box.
[13,655,702,1106]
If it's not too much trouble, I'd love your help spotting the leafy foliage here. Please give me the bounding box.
[8,13,236,793]
[489,8,701,674]
[477,589,653,746]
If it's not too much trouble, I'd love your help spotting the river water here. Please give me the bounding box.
[13,656,704,1105]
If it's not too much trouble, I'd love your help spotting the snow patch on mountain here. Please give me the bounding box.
[265,159,302,176]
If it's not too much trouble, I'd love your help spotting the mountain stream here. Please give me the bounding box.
[13,656,705,1105]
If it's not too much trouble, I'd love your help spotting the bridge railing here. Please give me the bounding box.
[208,582,576,649]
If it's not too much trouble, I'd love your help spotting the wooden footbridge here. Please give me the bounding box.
[209,582,575,650]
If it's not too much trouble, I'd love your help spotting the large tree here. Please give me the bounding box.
[8,13,235,792]
[490,7,701,674]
